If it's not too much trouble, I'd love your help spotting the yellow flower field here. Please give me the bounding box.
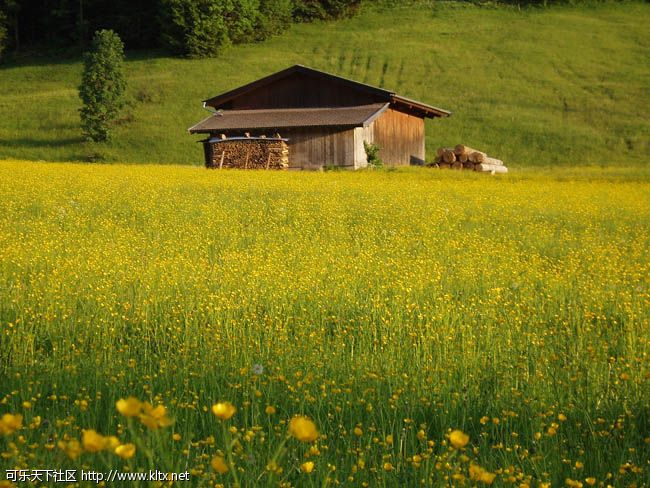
[0,161,648,486]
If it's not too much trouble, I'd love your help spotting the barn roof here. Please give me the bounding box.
[201,65,451,119]
[188,104,390,134]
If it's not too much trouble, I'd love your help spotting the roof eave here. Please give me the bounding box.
[391,95,451,118]
[190,123,365,134]
[362,103,390,127]
[187,113,220,133]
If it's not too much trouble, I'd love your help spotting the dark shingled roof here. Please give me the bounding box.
[188,104,389,134]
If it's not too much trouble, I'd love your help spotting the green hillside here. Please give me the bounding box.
[0,1,648,166]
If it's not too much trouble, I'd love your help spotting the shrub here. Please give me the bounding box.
[292,0,361,21]
[364,141,383,168]
[160,0,230,57]
[78,30,127,142]
[256,0,293,40]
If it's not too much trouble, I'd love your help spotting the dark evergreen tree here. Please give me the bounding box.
[78,29,126,142]
[160,0,230,57]
[0,8,7,60]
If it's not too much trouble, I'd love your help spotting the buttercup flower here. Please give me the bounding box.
[449,430,469,449]
[115,443,136,459]
[288,416,318,442]
[212,402,237,420]
[0,414,22,435]
[116,397,143,417]
[211,455,229,474]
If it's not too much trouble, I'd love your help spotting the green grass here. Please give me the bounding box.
[0,161,648,485]
[0,1,648,166]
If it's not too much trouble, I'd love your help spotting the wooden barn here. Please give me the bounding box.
[188,65,451,170]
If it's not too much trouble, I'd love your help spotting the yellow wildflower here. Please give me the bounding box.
[29,416,41,429]
[211,455,229,474]
[288,416,319,442]
[354,427,363,437]
[265,405,276,415]
[469,464,497,484]
[383,462,393,472]
[301,461,315,473]
[140,402,172,429]
[105,436,120,450]
[116,397,143,417]
[82,429,107,452]
[585,478,596,486]
[0,414,22,435]
[58,439,82,460]
[115,443,136,459]
[212,402,237,420]
[449,430,469,449]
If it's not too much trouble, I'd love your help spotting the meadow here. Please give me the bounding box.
[0,1,649,167]
[0,160,648,486]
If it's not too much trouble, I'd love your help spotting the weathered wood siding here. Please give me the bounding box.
[281,127,357,169]
[371,108,425,166]
[223,73,382,110]
[208,128,356,169]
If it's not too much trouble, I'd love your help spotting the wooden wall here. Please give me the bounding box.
[281,127,357,169]
[206,106,428,169]
[371,108,425,166]
[223,74,382,110]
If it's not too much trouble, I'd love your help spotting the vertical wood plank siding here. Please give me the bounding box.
[281,127,357,169]
[371,108,425,166]
[225,74,381,110]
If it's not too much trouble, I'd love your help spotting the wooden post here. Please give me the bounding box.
[265,152,272,170]
[219,150,225,169]
[244,146,251,169]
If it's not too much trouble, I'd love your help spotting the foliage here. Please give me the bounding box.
[0,8,6,61]
[0,0,362,56]
[160,0,230,57]
[292,0,361,21]
[225,0,261,44]
[364,141,383,168]
[256,0,294,40]
[0,161,648,485]
[78,30,126,142]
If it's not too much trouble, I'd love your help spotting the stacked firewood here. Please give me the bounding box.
[205,134,289,170]
[431,145,508,174]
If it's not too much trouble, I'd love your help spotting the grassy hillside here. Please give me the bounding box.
[0,1,648,166]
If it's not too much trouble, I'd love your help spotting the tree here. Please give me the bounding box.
[160,0,230,57]
[79,29,126,142]
[255,0,292,40]
[0,8,7,61]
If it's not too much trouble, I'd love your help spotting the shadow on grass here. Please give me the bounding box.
[1,49,175,70]
[0,136,86,149]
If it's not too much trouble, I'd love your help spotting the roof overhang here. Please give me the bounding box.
[391,95,451,118]
[188,104,390,134]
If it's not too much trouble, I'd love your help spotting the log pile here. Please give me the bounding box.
[431,144,508,174]
[203,134,289,170]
